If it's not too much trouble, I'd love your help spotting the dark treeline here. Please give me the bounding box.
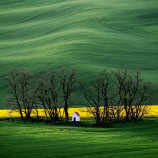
[4,67,154,126]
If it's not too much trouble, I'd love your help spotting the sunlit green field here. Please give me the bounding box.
[0,118,158,158]
[0,0,158,107]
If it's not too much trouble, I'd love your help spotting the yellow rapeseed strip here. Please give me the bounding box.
[0,105,158,118]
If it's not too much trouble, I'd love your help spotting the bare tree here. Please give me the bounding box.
[37,69,62,124]
[4,68,36,119]
[59,67,78,123]
[98,70,116,122]
[81,70,115,126]
[81,78,102,126]
[130,81,154,121]
[114,69,154,122]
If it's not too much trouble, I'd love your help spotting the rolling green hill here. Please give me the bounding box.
[0,0,158,107]
[0,118,158,158]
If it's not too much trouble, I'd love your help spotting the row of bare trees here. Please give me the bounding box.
[4,67,154,125]
[81,70,154,125]
[4,67,77,124]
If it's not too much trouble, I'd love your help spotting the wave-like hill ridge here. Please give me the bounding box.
[0,0,158,106]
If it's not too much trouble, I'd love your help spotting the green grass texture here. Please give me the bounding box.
[0,0,158,107]
[0,118,158,158]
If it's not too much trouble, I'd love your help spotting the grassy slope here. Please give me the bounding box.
[0,0,158,107]
[0,118,158,158]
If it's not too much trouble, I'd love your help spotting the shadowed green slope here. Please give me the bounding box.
[0,0,158,107]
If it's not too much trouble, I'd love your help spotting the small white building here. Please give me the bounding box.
[72,112,80,122]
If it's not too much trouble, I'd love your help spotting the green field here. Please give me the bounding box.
[0,118,158,158]
[0,0,158,107]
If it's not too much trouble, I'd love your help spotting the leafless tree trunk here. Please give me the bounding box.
[114,69,154,122]
[59,67,78,123]
[4,68,36,119]
[37,69,62,124]
[81,70,114,126]
[98,70,115,122]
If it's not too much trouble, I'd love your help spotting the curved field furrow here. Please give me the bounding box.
[0,0,158,107]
